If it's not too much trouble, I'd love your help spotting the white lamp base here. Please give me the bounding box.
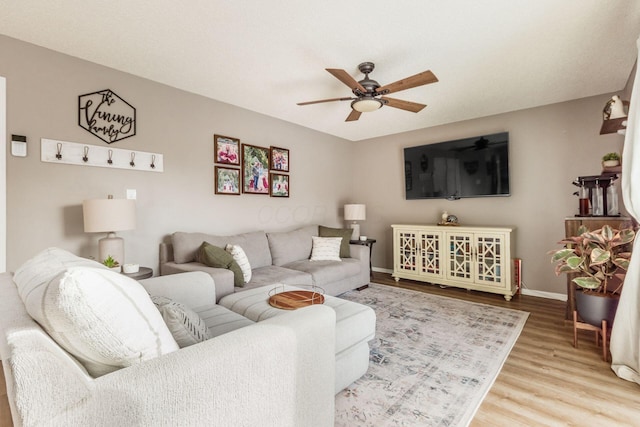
[98,232,124,268]
[349,223,360,241]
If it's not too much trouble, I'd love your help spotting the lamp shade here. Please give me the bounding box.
[83,198,136,233]
[344,204,366,221]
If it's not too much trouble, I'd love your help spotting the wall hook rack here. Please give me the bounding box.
[41,138,163,172]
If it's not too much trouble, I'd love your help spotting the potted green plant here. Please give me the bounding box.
[550,224,635,326]
[602,152,621,168]
[102,255,121,272]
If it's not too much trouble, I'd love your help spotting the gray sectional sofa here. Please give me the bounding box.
[160,224,370,301]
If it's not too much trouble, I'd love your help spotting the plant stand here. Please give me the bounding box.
[573,310,609,362]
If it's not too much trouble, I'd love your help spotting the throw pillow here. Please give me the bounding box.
[151,295,212,348]
[318,225,352,258]
[225,244,252,283]
[196,241,244,287]
[15,264,179,377]
[310,236,342,262]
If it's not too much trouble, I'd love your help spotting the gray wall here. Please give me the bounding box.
[352,95,626,295]
[1,35,630,297]
[1,36,354,272]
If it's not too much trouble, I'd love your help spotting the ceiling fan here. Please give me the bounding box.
[297,62,438,122]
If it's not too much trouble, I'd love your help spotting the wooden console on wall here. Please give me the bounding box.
[392,224,516,301]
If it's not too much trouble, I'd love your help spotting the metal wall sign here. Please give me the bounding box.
[78,89,136,144]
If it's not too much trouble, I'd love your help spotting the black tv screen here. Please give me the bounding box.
[404,132,510,200]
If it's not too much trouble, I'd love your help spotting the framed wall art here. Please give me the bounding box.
[270,173,289,198]
[242,144,270,194]
[270,146,289,172]
[215,166,240,195]
[214,134,240,165]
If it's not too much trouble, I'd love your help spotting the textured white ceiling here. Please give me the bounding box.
[1,0,639,141]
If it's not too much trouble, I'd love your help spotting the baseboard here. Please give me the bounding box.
[521,289,567,301]
[373,267,567,301]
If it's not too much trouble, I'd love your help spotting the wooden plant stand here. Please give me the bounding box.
[573,310,609,362]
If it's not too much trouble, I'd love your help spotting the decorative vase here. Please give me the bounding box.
[575,290,619,327]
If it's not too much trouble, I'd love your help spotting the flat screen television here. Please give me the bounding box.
[404,132,510,200]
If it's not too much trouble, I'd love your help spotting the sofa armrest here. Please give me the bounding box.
[349,243,369,261]
[139,271,216,308]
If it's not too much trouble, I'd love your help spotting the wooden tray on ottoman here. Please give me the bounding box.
[268,290,325,310]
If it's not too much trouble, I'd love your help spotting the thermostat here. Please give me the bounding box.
[11,135,27,157]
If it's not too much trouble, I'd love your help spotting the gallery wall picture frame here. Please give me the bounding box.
[270,146,289,172]
[215,166,241,195]
[270,173,290,198]
[214,134,240,165]
[241,144,270,195]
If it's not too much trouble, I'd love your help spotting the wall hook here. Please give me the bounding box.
[107,149,113,165]
[55,143,63,160]
[129,152,136,167]
[150,154,156,169]
[82,146,89,163]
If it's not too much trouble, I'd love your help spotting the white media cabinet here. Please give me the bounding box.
[392,224,516,301]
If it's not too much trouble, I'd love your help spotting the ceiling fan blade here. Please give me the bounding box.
[297,97,353,106]
[377,70,438,95]
[326,68,367,93]
[346,110,362,122]
[382,97,427,113]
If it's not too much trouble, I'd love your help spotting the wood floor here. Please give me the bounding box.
[1,272,640,426]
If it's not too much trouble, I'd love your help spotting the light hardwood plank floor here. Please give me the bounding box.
[1,272,639,426]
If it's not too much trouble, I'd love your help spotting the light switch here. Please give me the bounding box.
[126,189,137,200]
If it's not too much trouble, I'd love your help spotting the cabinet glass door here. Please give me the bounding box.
[475,233,503,285]
[447,232,473,281]
[419,231,443,277]
[397,231,418,273]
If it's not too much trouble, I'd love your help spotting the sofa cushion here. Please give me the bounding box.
[284,258,361,287]
[310,236,342,262]
[173,231,272,268]
[195,304,255,338]
[152,295,212,347]
[240,265,313,290]
[318,226,352,258]
[14,258,178,377]
[196,242,244,287]
[226,244,252,284]
[267,225,318,266]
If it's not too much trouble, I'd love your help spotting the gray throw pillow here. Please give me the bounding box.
[151,295,212,348]
[196,242,244,287]
[319,225,352,258]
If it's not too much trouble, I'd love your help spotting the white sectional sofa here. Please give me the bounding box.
[160,224,370,301]
[0,249,337,427]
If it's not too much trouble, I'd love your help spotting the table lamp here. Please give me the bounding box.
[82,195,136,268]
[344,204,366,240]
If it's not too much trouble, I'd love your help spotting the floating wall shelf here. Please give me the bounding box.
[41,138,163,172]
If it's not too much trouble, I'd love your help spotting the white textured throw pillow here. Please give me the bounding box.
[14,251,179,377]
[225,244,252,283]
[151,295,212,347]
[310,236,343,262]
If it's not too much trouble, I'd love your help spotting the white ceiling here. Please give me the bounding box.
[1,1,639,141]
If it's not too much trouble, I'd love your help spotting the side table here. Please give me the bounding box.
[122,266,153,280]
[350,238,376,280]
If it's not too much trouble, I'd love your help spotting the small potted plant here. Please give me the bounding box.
[602,152,621,168]
[550,225,635,326]
[103,255,121,272]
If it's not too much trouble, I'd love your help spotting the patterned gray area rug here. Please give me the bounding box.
[336,283,529,427]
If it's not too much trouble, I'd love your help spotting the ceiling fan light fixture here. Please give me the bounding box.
[351,98,382,113]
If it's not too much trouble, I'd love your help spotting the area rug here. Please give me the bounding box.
[335,283,529,427]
